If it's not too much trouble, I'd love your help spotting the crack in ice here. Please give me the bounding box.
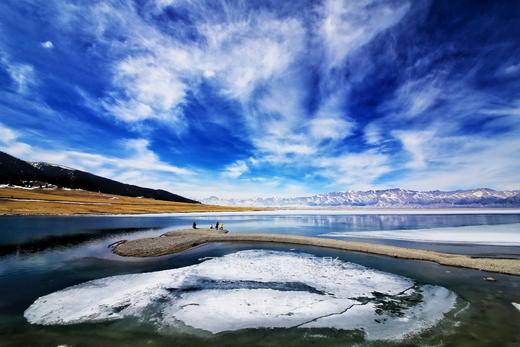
[291,302,366,328]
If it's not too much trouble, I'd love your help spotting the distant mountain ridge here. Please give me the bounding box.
[0,151,199,204]
[203,188,520,208]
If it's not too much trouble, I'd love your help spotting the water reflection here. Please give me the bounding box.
[0,227,163,257]
[1,213,520,258]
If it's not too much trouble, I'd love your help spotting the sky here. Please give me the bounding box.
[0,0,519,200]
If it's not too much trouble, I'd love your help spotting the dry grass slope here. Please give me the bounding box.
[0,188,262,215]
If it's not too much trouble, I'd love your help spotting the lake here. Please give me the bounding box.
[1,211,519,346]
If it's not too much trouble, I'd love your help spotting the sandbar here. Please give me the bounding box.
[112,228,520,276]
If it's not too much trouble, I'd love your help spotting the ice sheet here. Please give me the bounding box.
[321,223,520,245]
[25,250,457,340]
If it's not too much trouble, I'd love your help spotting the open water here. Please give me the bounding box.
[0,212,519,346]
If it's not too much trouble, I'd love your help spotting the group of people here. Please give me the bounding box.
[210,221,224,230]
[191,221,224,230]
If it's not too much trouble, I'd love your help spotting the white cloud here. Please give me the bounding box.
[500,62,520,76]
[0,125,310,198]
[1,142,32,157]
[107,55,188,123]
[41,41,54,48]
[205,17,303,100]
[255,136,316,158]
[388,76,442,118]
[224,160,249,178]
[3,61,36,94]
[482,100,520,117]
[0,124,32,156]
[319,0,410,69]
[0,124,18,143]
[385,132,520,191]
[0,123,192,184]
[68,1,307,135]
[121,139,193,175]
[55,139,193,177]
[364,122,382,145]
[316,150,392,188]
[104,99,155,122]
[203,70,215,78]
[393,130,436,169]
[309,114,353,141]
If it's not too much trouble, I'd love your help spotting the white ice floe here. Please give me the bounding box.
[513,302,520,312]
[25,250,457,341]
[301,285,455,340]
[321,223,520,246]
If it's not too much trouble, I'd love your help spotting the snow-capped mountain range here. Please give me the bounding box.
[203,188,520,208]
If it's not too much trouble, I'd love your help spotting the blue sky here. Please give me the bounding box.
[0,0,519,199]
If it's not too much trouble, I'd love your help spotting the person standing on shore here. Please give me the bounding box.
[215,221,219,230]
[220,223,224,230]
[192,221,197,229]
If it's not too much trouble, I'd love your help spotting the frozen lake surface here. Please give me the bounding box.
[321,223,520,246]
